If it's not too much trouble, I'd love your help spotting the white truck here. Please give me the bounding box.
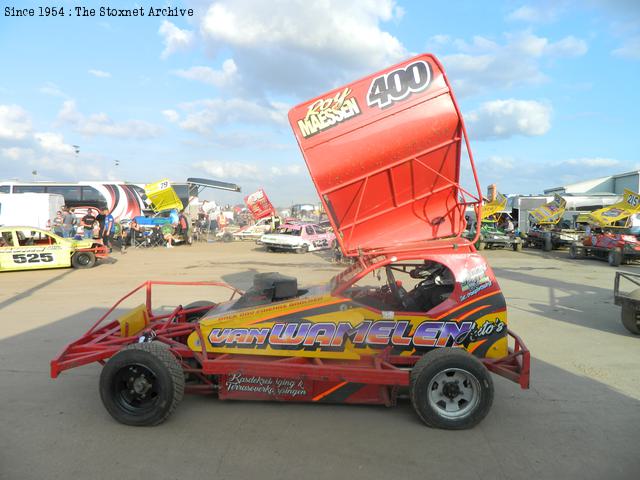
[0,193,65,230]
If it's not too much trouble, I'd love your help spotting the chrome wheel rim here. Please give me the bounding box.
[428,368,480,419]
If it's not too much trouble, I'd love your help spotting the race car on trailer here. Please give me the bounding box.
[569,190,640,266]
[526,194,582,251]
[51,54,529,429]
[0,226,108,271]
[466,192,522,251]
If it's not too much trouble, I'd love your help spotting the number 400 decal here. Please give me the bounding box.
[367,60,432,109]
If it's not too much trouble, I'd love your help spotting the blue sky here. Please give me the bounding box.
[0,0,639,206]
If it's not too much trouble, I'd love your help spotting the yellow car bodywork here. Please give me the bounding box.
[187,286,509,362]
[0,226,98,272]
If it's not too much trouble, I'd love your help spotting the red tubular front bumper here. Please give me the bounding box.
[481,329,530,389]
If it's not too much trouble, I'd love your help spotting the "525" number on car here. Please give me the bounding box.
[12,253,54,264]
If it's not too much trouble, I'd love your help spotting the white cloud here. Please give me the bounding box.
[88,69,111,78]
[544,35,588,56]
[197,0,407,95]
[173,59,238,88]
[194,160,259,179]
[195,159,303,180]
[162,109,180,122]
[1,147,33,161]
[34,132,75,155]
[175,98,288,135]
[466,99,552,140]
[507,5,560,23]
[563,157,621,168]
[57,100,162,139]
[612,35,640,60]
[159,20,194,59]
[0,103,108,180]
[0,104,32,140]
[39,82,67,98]
[435,31,588,96]
[270,164,303,176]
[485,155,516,170]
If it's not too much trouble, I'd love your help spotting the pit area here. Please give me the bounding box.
[1,243,638,480]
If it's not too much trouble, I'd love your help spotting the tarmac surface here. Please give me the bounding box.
[1,241,639,480]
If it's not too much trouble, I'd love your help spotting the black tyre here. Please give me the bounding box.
[410,348,493,430]
[72,251,96,269]
[608,248,622,267]
[621,289,640,335]
[513,242,522,252]
[297,244,309,254]
[183,301,216,322]
[99,342,185,426]
[476,241,486,251]
[543,237,552,252]
[222,232,233,243]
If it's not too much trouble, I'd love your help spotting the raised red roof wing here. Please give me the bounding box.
[288,54,480,256]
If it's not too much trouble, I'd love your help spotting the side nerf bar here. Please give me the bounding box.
[481,329,530,389]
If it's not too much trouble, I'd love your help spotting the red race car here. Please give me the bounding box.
[51,54,529,429]
[570,191,640,266]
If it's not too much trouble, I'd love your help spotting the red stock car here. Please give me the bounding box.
[51,54,529,430]
[571,232,640,267]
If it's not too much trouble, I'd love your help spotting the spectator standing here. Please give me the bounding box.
[100,208,115,252]
[52,210,64,236]
[61,207,76,238]
[81,209,97,239]
[177,209,189,238]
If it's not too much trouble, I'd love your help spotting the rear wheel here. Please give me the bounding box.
[543,237,552,252]
[100,342,184,426]
[608,248,622,267]
[72,251,96,269]
[410,348,493,429]
[222,232,233,243]
[476,241,486,251]
[621,289,640,335]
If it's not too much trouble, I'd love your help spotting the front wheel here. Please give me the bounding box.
[543,237,552,252]
[99,342,185,426]
[297,244,309,254]
[476,241,486,251]
[410,348,494,429]
[513,242,522,252]
[72,251,96,269]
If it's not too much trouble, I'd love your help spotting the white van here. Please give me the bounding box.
[0,193,65,230]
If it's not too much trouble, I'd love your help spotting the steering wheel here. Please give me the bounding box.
[385,266,408,305]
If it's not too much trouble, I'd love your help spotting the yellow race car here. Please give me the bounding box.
[0,226,108,272]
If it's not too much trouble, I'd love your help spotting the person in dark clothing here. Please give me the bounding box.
[177,210,189,236]
[81,209,97,239]
[96,211,106,233]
